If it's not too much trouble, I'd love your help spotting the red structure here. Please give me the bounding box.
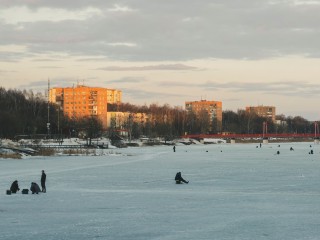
[183,121,320,139]
[262,121,268,138]
[182,133,320,139]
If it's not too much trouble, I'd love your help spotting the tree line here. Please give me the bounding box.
[108,103,317,139]
[0,88,102,139]
[0,87,316,139]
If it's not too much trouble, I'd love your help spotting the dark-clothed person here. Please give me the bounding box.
[30,182,41,194]
[10,180,20,193]
[175,172,189,184]
[41,170,46,193]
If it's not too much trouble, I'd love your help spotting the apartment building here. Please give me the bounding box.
[245,105,276,122]
[49,85,122,129]
[185,99,223,131]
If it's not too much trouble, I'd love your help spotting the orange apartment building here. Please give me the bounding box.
[245,105,276,122]
[185,99,223,131]
[49,85,122,129]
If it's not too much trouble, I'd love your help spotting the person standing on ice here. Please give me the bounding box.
[173,146,176,152]
[175,172,189,184]
[41,170,46,193]
[10,180,20,193]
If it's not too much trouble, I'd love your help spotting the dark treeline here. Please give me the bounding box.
[222,110,315,134]
[0,87,51,138]
[0,88,316,139]
[108,103,317,139]
[0,88,102,139]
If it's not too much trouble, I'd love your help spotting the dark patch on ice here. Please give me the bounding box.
[93,207,121,210]
[93,235,104,238]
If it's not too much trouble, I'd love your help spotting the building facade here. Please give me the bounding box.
[106,112,149,136]
[245,105,276,122]
[185,99,223,131]
[49,85,122,129]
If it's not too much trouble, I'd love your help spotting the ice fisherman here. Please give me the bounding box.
[10,180,20,193]
[175,172,189,184]
[30,182,41,194]
[173,146,176,152]
[41,170,46,193]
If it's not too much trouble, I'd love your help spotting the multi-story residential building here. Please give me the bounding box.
[245,105,276,122]
[185,99,223,131]
[49,85,122,129]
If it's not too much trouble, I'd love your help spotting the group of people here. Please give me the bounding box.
[9,170,46,195]
[11,169,186,191]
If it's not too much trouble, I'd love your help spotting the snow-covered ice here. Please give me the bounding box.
[1,142,320,240]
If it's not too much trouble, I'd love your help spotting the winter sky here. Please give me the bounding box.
[1,0,320,120]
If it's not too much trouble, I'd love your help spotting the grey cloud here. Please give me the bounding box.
[96,64,199,71]
[123,87,187,101]
[106,77,145,84]
[0,51,25,62]
[1,1,320,61]
[0,69,17,74]
[76,57,109,62]
[32,58,62,62]
[200,80,320,97]
[18,80,50,90]
[38,66,64,69]
[157,81,198,87]
[0,1,112,9]
[19,78,77,90]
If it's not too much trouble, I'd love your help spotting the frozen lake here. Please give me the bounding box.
[1,142,320,240]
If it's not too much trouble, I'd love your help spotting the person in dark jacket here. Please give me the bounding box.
[175,172,189,184]
[41,170,46,193]
[10,180,20,193]
[30,182,41,194]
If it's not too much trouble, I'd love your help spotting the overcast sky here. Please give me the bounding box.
[1,0,320,120]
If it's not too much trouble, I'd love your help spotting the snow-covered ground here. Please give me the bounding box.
[1,142,320,240]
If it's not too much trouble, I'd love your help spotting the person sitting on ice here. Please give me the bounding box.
[10,180,20,193]
[30,182,41,194]
[175,172,189,184]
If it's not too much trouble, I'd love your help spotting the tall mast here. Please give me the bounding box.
[47,79,50,137]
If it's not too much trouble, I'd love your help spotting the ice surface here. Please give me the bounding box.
[1,142,320,240]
